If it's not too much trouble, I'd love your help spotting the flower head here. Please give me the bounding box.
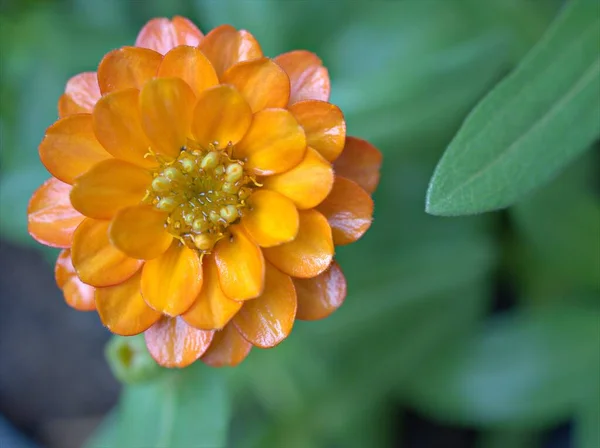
[28,17,382,368]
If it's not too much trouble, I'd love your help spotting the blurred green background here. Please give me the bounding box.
[0,1,598,448]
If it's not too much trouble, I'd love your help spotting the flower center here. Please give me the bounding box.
[144,141,254,252]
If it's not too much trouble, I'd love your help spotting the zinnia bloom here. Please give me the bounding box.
[28,17,382,368]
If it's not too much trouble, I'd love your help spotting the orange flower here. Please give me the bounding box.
[28,17,382,368]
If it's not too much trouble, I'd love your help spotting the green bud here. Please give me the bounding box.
[105,335,162,384]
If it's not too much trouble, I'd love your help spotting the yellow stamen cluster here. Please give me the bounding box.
[144,142,254,252]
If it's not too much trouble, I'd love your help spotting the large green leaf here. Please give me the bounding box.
[404,306,600,429]
[426,0,600,215]
[87,363,230,448]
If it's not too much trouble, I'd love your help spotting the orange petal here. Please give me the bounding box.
[58,72,101,117]
[183,254,242,330]
[233,262,296,348]
[274,50,330,105]
[55,249,96,311]
[96,271,161,336]
[135,16,203,55]
[234,108,306,176]
[145,316,214,368]
[58,95,85,118]
[241,190,299,247]
[141,242,202,316]
[70,159,152,220]
[201,323,252,367]
[289,100,345,162]
[191,84,252,149]
[263,209,333,278]
[140,77,196,159]
[221,58,289,112]
[199,25,262,77]
[316,176,373,245]
[39,114,110,184]
[97,47,162,94]
[214,225,265,301]
[109,205,172,260]
[294,261,346,320]
[262,147,333,209]
[171,16,203,44]
[333,137,382,194]
[71,218,143,287]
[158,46,219,97]
[92,89,156,168]
[28,178,84,248]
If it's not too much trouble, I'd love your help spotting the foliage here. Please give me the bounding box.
[0,0,597,447]
[426,0,600,215]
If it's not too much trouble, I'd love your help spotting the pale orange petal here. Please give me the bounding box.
[141,242,202,316]
[135,16,203,55]
[241,190,299,247]
[171,16,204,45]
[70,159,152,220]
[201,323,252,367]
[39,114,110,184]
[58,72,101,117]
[234,108,306,176]
[233,262,296,348]
[96,271,161,336]
[140,77,196,159]
[274,50,330,104]
[92,88,156,168]
[333,137,382,194]
[316,176,373,245]
[158,46,219,97]
[71,218,142,287]
[97,47,162,94]
[294,261,346,320]
[145,316,214,368]
[263,209,333,278]
[289,100,345,162]
[55,249,96,311]
[199,25,262,77]
[221,58,289,112]
[58,94,86,118]
[183,254,242,330]
[261,147,333,209]
[191,84,252,149]
[28,178,84,248]
[214,225,265,301]
[109,205,172,260]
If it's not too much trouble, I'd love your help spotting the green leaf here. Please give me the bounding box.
[84,411,119,448]
[426,0,600,216]
[105,363,230,448]
[404,306,600,429]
